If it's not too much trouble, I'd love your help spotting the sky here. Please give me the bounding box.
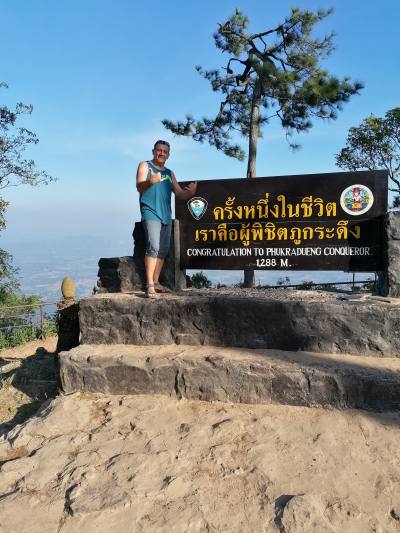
[1,0,399,288]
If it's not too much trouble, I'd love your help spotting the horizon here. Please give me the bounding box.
[1,0,398,297]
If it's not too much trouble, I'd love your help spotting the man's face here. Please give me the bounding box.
[152,143,170,165]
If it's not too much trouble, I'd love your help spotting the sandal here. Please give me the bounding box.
[154,283,172,294]
[146,284,158,299]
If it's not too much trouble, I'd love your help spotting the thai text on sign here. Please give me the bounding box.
[175,170,388,271]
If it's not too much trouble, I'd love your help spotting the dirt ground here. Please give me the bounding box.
[0,336,58,434]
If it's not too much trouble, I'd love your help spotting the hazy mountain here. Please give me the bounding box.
[2,236,371,302]
[3,235,132,302]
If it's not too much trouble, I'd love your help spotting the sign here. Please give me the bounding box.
[175,170,388,272]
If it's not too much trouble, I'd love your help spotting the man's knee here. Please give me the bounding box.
[158,225,171,258]
[143,220,162,258]
[145,248,159,258]
[157,241,169,258]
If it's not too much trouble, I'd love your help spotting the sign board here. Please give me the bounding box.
[175,170,388,271]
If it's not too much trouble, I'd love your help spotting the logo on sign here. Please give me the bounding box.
[187,197,208,220]
[340,184,374,216]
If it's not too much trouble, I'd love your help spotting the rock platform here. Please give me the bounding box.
[57,288,400,410]
[79,289,400,357]
[59,344,400,411]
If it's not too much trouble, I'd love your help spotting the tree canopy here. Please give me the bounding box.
[336,108,400,206]
[163,7,363,286]
[163,7,363,177]
[0,82,55,191]
[0,82,56,299]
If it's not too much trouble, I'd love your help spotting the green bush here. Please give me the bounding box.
[0,326,36,349]
[0,293,57,348]
[190,272,212,289]
[0,319,56,349]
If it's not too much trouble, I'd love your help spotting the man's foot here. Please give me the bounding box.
[154,283,172,293]
[146,284,158,299]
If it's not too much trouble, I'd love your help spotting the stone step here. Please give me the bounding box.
[78,290,400,357]
[59,344,400,411]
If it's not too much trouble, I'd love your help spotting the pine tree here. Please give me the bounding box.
[163,7,363,287]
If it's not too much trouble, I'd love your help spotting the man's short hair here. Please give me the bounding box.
[153,140,170,151]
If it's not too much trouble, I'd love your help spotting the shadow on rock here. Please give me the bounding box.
[0,347,59,436]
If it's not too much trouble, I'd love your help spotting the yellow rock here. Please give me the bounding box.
[61,277,76,299]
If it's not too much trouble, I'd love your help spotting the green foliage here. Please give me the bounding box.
[41,316,57,337]
[277,276,291,286]
[0,294,55,348]
[0,318,56,349]
[0,82,56,191]
[298,280,315,290]
[360,277,375,292]
[336,108,400,206]
[0,291,40,307]
[0,326,36,349]
[0,82,57,295]
[163,7,362,158]
[0,249,20,299]
[189,271,212,289]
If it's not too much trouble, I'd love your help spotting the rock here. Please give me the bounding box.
[277,494,333,532]
[97,256,144,292]
[97,221,186,293]
[0,393,398,532]
[78,291,400,357]
[56,300,80,353]
[59,344,400,410]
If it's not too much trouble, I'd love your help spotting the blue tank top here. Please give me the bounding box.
[140,161,173,224]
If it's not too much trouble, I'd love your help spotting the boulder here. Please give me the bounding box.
[97,221,186,293]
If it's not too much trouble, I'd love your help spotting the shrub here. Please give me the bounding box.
[190,272,212,289]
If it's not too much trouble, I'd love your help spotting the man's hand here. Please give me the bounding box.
[172,174,198,200]
[149,168,162,184]
[184,181,197,196]
[136,162,162,193]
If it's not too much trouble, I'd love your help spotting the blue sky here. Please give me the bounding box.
[1,0,399,286]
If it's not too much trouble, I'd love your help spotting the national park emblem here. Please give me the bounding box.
[187,197,208,220]
[340,184,374,216]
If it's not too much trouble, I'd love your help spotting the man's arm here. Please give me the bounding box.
[172,172,197,200]
[136,161,161,193]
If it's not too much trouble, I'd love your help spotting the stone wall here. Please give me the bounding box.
[78,292,400,357]
[97,220,186,293]
[59,344,400,410]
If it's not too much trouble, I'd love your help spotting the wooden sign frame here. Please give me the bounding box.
[175,170,388,272]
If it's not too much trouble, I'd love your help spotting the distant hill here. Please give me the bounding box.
[2,235,370,302]
[3,235,132,302]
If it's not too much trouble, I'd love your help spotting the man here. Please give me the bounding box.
[136,140,197,298]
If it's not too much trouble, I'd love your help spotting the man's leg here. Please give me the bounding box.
[143,220,161,292]
[153,223,172,288]
[152,257,165,286]
[144,256,159,286]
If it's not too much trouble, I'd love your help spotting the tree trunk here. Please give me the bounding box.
[243,78,261,288]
